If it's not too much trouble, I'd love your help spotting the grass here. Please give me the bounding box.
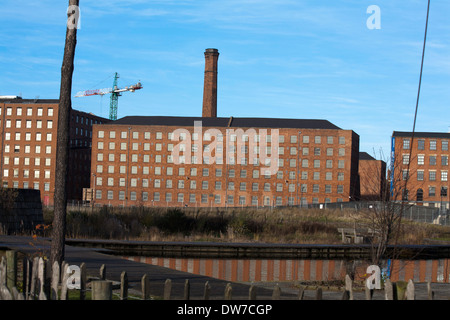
[37,206,450,245]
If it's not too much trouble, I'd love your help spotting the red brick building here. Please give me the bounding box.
[0,97,108,205]
[391,131,449,209]
[359,152,386,200]
[90,117,360,207]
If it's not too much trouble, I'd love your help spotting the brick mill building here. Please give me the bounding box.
[390,131,449,209]
[89,49,361,208]
[0,97,108,205]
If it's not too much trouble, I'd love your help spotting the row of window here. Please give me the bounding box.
[404,186,448,201]
[402,170,448,182]
[3,132,53,142]
[402,154,449,166]
[3,168,51,179]
[2,181,50,191]
[95,190,344,205]
[0,107,53,117]
[402,138,449,151]
[3,144,52,154]
[97,130,347,145]
[95,176,346,193]
[2,119,53,129]
[96,140,347,157]
[3,157,52,166]
[95,152,346,169]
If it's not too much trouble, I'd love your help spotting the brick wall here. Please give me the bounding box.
[90,121,359,208]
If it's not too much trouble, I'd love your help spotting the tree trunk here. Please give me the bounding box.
[51,0,79,266]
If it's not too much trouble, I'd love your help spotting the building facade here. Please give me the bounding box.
[90,116,360,207]
[359,152,386,200]
[391,131,449,209]
[0,97,108,205]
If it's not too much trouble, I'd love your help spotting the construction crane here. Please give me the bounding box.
[75,72,143,120]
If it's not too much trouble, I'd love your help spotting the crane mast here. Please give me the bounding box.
[75,72,142,120]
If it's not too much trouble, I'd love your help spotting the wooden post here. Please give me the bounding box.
[0,256,6,287]
[365,286,373,300]
[298,285,305,300]
[120,271,128,300]
[164,279,172,300]
[249,284,257,300]
[224,283,232,300]
[22,257,31,300]
[345,274,353,300]
[141,274,150,300]
[315,287,322,300]
[203,281,210,300]
[80,263,86,300]
[427,281,434,300]
[28,257,39,300]
[51,261,60,300]
[100,264,106,280]
[406,279,415,300]
[6,251,17,291]
[184,279,190,300]
[92,281,112,300]
[60,263,70,300]
[384,279,393,300]
[272,284,281,300]
[38,257,47,300]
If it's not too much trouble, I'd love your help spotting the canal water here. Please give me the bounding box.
[123,256,450,283]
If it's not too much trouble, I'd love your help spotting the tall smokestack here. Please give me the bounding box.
[202,48,219,118]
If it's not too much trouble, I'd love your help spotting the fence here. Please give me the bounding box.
[0,250,439,300]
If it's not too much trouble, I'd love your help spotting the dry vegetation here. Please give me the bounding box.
[38,206,450,245]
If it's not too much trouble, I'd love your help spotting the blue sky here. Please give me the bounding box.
[1,0,449,158]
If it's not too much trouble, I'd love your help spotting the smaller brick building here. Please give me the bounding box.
[0,97,109,205]
[391,131,449,209]
[359,152,386,200]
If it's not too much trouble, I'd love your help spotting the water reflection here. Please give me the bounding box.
[123,256,450,283]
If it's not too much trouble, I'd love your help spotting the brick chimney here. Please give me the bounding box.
[202,48,219,118]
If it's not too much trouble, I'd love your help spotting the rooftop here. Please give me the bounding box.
[393,131,450,139]
[111,116,344,130]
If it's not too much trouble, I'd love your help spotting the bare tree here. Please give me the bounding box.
[50,0,79,266]
[360,151,419,267]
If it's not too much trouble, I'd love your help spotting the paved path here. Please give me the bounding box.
[0,235,290,299]
[1,235,450,300]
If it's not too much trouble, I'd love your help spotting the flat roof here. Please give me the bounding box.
[111,116,344,130]
[393,131,450,139]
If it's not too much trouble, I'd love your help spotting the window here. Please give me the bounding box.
[290,135,297,143]
[314,136,321,144]
[429,156,436,166]
[418,139,425,150]
[418,155,424,165]
[403,139,410,150]
[429,186,435,197]
[442,156,448,166]
[441,171,448,181]
[430,140,437,150]
[429,171,436,181]
[417,170,424,181]
[442,141,448,151]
